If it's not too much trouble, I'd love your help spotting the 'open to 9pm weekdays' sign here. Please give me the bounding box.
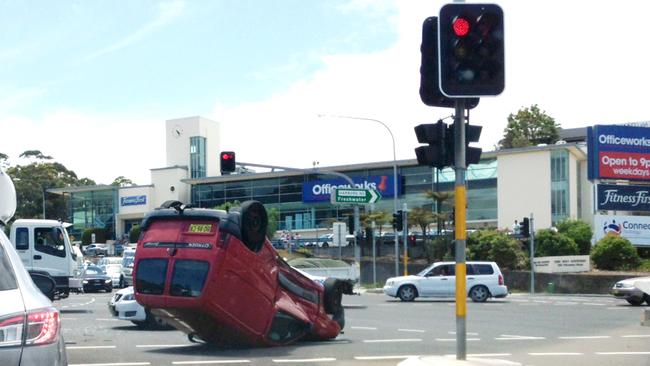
[588,124,650,181]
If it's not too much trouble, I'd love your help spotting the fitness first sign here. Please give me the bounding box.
[588,124,650,181]
[597,184,650,212]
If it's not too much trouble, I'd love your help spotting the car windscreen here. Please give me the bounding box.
[0,244,17,291]
[170,260,209,297]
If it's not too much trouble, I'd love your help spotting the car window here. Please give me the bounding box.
[170,260,209,297]
[474,264,494,275]
[136,259,168,295]
[0,244,17,291]
[431,264,455,276]
[14,227,28,250]
[85,267,103,275]
[34,227,66,258]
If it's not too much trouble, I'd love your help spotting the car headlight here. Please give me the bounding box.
[122,294,135,301]
[617,282,634,288]
[105,279,112,283]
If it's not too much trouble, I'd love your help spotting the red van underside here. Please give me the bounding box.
[134,218,341,346]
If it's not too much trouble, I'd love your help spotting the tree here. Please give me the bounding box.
[360,210,391,256]
[111,176,135,187]
[408,207,435,237]
[591,236,641,271]
[499,105,560,149]
[425,189,454,233]
[555,219,593,255]
[534,229,579,257]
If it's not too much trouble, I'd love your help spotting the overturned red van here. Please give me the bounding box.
[133,200,352,347]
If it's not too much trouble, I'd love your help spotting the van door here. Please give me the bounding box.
[12,226,32,269]
[33,226,68,278]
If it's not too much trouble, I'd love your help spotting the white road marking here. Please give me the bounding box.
[558,336,611,339]
[351,326,378,330]
[363,339,422,343]
[621,334,650,338]
[435,338,480,342]
[554,302,578,305]
[596,352,650,355]
[466,354,512,357]
[496,334,545,340]
[448,331,479,336]
[272,358,336,363]
[398,329,426,333]
[61,317,78,320]
[95,318,119,322]
[172,361,251,365]
[61,298,97,309]
[66,346,117,350]
[69,363,149,366]
[529,353,583,356]
[136,344,191,348]
[583,302,606,306]
[606,307,634,310]
[533,300,549,303]
[354,356,416,360]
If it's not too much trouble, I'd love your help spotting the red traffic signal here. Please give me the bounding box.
[220,151,236,174]
[452,17,470,37]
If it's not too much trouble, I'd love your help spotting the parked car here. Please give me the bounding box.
[119,257,134,288]
[133,200,353,346]
[101,264,122,288]
[611,276,650,306]
[383,261,508,302]
[309,233,355,247]
[0,169,68,366]
[108,286,169,329]
[81,265,113,293]
[97,256,123,267]
[84,243,108,256]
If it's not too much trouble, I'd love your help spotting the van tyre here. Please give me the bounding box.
[323,278,344,315]
[470,285,489,303]
[238,201,268,252]
[644,294,650,306]
[627,297,644,306]
[398,285,417,302]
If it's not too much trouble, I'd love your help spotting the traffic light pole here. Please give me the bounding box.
[530,213,535,295]
[453,99,467,361]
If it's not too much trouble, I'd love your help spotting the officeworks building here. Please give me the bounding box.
[51,116,606,243]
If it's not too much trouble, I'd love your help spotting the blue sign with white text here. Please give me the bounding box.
[588,124,650,181]
[302,175,400,203]
[120,195,147,206]
[597,184,650,212]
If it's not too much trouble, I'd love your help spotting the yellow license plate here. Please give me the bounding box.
[188,224,212,233]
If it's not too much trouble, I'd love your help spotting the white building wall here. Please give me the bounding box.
[579,160,594,226]
[165,116,220,177]
[568,152,579,220]
[497,150,552,230]
[151,166,190,207]
[116,186,154,236]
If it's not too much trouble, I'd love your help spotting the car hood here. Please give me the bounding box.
[116,286,134,296]
[617,276,650,286]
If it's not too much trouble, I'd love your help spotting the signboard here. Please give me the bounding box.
[533,255,590,273]
[594,214,650,247]
[302,175,399,203]
[588,124,650,181]
[597,184,650,212]
[120,195,147,206]
[332,222,346,247]
[331,188,381,204]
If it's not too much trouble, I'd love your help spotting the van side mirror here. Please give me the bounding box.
[30,272,57,300]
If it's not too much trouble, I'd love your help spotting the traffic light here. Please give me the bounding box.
[419,16,479,109]
[220,151,236,174]
[347,215,354,235]
[392,210,404,231]
[520,217,530,238]
[414,121,483,168]
[438,3,505,97]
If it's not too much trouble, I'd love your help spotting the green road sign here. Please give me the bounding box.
[330,188,381,204]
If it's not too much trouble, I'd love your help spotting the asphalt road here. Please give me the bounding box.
[56,290,650,366]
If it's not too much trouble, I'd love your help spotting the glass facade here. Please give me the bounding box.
[190,136,206,178]
[551,150,570,223]
[68,188,119,240]
[191,160,498,231]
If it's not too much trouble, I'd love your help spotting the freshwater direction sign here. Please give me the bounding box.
[331,188,381,204]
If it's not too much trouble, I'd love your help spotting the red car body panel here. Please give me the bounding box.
[133,206,343,347]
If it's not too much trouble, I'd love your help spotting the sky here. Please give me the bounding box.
[2,0,650,185]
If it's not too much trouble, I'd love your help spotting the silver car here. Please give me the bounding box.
[0,170,68,365]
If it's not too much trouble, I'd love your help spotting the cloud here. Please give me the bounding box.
[83,0,186,62]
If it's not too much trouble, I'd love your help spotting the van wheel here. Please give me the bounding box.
[644,294,650,306]
[323,278,344,315]
[398,285,417,302]
[627,298,644,306]
[238,201,268,252]
[470,285,489,303]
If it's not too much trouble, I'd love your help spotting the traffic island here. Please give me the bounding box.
[399,356,520,366]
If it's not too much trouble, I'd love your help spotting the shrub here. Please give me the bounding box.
[467,230,497,260]
[591,236,641,271]
[425,235,452,262]
[556,219,593,255]
[81,227,106,245]
[467,230,527,270]
[129,225,141,244]
[534,229,579,257]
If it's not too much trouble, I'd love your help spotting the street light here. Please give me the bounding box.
[318,114,400,276]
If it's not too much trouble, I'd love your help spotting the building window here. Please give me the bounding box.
[551,150,570,223]
[190,136,206,178]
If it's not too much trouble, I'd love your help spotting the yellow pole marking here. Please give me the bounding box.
[455,186,466,240]
[456,262,466,317]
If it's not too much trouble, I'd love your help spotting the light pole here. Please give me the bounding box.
[318,114,399,276]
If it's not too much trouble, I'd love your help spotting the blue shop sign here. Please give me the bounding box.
[588,124,650,181]
[302,175,400,203]
[121,195,147,206]
[597,184,650,212]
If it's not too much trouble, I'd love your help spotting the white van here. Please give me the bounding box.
[10,219,83,299]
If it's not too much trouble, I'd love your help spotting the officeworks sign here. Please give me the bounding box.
[588,124,650,181]
[594,214,650,247]
[302,175,399,203]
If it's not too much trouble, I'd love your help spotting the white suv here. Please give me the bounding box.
[383,261,508,302]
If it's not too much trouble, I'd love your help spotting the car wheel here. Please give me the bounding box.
[398,285,417,302]
[323,278,344,314]
[322,242,329,248]
[132,320,147,328]
[470,285,489,303]
[644,294,650,305]
[627,297,644,306]
[237,200,268,252]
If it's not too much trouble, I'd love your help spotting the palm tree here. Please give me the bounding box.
[425,189,454,233]
[360,210,391,256]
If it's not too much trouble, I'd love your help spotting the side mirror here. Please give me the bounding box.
[30,272,57,301]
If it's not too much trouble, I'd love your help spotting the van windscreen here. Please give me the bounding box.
[136,259,168,295]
